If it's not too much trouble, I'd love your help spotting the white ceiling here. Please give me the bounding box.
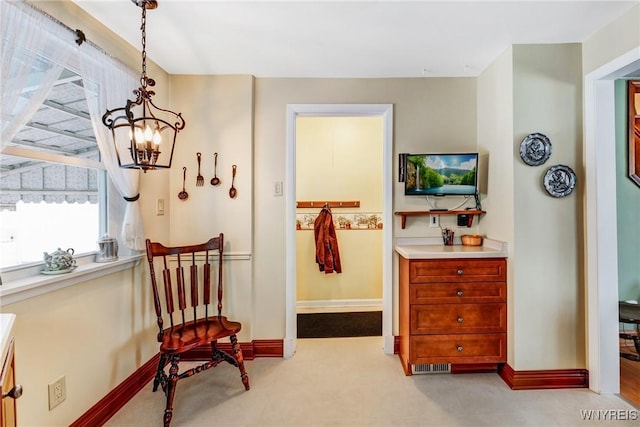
[71,0,638,78]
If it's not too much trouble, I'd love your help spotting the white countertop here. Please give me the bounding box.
[0,313,16,366]
[395,237,508,259]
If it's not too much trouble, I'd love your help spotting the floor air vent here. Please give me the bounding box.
[412,363,451,374]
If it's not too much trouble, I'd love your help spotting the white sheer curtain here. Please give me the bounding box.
[80,46,146,251]
[2,0,146,250]
[1,0,73,149]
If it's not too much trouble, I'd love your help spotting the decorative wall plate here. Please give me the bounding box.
[543,165,576,197]
[520,133,552,166]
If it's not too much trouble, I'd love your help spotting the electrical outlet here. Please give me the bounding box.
[429,214,440,228]
[48,376,66,410]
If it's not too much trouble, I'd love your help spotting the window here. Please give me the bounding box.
[1,0,144,286]
[0,67,107,268]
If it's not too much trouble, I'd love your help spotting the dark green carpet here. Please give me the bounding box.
[297,311,382,338]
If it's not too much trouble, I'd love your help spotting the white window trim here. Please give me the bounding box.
[1,145,106,171]
[0,253,143,306]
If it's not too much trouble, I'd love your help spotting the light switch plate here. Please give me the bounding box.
[274,181,283,197]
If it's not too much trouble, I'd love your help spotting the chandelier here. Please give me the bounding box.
[102,0,185,172]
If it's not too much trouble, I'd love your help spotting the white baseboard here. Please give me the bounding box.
[296,298,382,314]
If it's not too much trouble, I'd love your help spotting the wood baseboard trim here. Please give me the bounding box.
[451,363,499,373]
[72,339,283,426]
[70,353,161,427]
[498,363,589,390]
[394,335,400,354]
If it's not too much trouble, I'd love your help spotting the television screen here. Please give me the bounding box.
[404,153,478,196]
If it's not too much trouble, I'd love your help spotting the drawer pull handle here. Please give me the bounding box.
[456,290,463,297]
[457,317,464,323]
[457,269,464,276]
[2,384,23,400]
[457,345,464,352]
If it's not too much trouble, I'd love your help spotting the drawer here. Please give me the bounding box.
[409,258,506,283]
[410,282,506,304]
[410,303,506,334]
[410,333,506,364]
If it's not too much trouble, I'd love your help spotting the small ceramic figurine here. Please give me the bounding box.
[43,248,76,271]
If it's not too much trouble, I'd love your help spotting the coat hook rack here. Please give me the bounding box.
[296,200,360,209]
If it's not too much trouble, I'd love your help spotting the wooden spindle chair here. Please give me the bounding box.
[145,234,250,426]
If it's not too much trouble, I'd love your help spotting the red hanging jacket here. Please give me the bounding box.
[313,207,342,274]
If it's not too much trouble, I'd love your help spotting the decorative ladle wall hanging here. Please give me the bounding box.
[211,153,221,186]
[178,167,189,200]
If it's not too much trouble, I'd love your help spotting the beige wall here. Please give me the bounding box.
[512,44,585,370]
[167,74,255,340]
[478,43,585,371]
[477,46,515,363]
[295,117,383,304]
[582,4,640,76]
[3,265,154,427]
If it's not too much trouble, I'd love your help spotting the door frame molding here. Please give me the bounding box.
[284,104,394,358]
[584,47,640,393]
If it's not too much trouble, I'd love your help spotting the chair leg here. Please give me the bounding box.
[163,354,180,427]
[210,340,218,359]
[230,334,250,390]
[153,353,168,392]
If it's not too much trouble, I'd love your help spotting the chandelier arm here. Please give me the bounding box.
[146,99,186,130]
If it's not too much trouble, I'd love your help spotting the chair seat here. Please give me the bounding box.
[160,317,242,353]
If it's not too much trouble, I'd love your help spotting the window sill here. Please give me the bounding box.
[0,254,143,306]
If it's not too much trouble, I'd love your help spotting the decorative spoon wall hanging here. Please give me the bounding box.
[229,164,237,198]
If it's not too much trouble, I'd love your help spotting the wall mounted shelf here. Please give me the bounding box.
[395,210,486,229]
[296,201,360,209]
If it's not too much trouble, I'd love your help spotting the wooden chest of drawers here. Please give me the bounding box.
[399,257,507,375]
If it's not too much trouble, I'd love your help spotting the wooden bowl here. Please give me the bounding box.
[461,234,483,246]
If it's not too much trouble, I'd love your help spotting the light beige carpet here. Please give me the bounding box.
[105,337,638,426]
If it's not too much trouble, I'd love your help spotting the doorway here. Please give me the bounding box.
[295,116,383,338]
[585,50,640,394]
[284,104,393,358]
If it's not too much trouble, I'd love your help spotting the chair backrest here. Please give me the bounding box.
[145,234,224,339]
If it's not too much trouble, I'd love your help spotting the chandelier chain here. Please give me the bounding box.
[140,5,147,88]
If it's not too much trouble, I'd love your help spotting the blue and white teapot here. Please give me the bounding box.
[43,247,76,271]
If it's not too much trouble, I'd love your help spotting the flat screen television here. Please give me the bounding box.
[404,153,478,196]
